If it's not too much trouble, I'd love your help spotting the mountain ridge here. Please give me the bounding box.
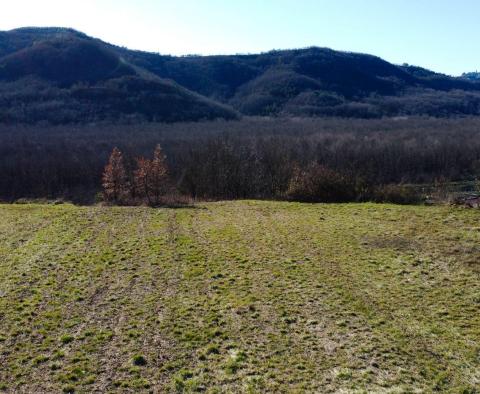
[0,28,238,123]
[1,27,480,123]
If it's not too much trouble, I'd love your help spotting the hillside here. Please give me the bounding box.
[463,71,480,81]
[1,27,480,123]
[0,201,479,392]
[0,28,237,124]
[124,48,480,117]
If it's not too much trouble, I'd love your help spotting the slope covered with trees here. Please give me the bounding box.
[0,28,237,124]
[462,71,480,81]
[1,27,480,123]
[124,47,480,117]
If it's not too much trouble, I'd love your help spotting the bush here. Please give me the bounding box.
[159,190,194,208]
[286,163,356,203]
[372,184,422,205]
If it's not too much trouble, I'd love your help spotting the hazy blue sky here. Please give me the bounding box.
[1,0,479,75]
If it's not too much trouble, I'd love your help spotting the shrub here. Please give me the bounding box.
[372,184,422,205]
[287,163,356,203]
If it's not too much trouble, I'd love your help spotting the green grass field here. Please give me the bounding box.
[0,201,479,393]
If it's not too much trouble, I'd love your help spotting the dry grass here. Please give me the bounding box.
[0,201,479,392]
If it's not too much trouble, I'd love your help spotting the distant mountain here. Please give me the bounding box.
[1,27,480,124]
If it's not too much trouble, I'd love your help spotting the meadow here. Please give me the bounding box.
[0,201,479,392]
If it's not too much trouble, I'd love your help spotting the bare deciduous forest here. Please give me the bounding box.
[1,116,479,204]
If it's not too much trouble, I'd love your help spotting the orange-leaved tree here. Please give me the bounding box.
[134,144,170,206]
[102,147,129,204]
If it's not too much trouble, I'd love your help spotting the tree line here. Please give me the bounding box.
[1,117,480,204]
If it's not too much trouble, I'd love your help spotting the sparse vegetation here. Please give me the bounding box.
[0,201,479,392]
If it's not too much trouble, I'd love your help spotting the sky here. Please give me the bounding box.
[1,0,479,76]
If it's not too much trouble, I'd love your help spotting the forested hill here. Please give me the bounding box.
[121,47,480,118]
[0,28,237,124]
[462,71,480,81]
[1,27,480,123]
